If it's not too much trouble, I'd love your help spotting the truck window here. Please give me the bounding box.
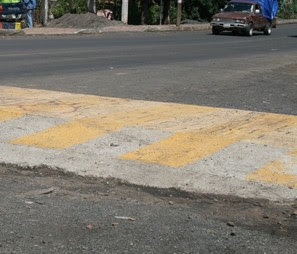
[224,3,253,13]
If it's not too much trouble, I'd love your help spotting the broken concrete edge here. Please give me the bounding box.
[0,29,25,36]
[1,161,295,206]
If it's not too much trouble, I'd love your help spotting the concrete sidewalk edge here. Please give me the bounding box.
[0,18,295,36]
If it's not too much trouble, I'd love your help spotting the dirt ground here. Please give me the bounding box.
[47,13,124,29]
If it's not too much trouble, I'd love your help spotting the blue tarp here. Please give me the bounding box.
[248,0,278,20]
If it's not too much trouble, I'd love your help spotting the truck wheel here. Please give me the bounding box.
[264,23,272,35]
[245,23,253,36]
[212,27,220,35]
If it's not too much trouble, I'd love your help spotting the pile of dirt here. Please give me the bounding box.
[48,13,125,29]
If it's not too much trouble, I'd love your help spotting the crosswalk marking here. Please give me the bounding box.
[1,86,297,191]
[0,108,23,122]
[122,113,297,167]
[247,158,297,188]
[11,104,215,149]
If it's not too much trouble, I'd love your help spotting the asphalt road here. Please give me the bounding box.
[0,24,296,114]
[1,165,296,254]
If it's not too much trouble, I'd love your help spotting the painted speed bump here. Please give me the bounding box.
[0,86,296,201]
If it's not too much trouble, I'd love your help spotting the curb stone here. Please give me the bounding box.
[0,29,25,36]
[0,19,296,36]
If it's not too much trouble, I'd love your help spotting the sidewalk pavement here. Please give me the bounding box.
[0,18,296,36]
[23,23,212,36]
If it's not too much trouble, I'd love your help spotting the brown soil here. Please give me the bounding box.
[47,12,125,29]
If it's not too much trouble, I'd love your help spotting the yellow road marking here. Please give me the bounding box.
[0,109,23,122]
[122,132,236,167]
[247,125,297,150]
[247,160,297,188]
[11,117,123,149]
[11,104,216,149]
[142,109,258,132]
[2,86,297,172]
[122,113,297,167]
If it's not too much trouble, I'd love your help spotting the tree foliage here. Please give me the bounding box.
[50,0,297,24]
[279,0,297,18]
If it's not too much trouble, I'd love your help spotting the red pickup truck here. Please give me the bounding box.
[211,0,276,36]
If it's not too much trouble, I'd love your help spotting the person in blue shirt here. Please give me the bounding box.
[23,0,36,28]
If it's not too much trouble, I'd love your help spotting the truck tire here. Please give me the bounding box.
[212,27,221,35]
[264,23,272,35]
[245,23,253,36]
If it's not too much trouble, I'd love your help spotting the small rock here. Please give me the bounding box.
[227,222,235,227]
[292,210,297,216]
[253,203,263,207]
[168,201,174,205]
[112,222,119,226]
[86,224,93,230]
[115,216,136,221]
[263,215,269,219]
[230,232,236,236]
[110,143,119,147]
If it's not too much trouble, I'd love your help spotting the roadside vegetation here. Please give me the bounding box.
[48,0,297,25]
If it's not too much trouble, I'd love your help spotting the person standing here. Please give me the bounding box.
[23,0,36,28]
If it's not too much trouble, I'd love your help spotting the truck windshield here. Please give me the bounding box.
[224,3,253,12]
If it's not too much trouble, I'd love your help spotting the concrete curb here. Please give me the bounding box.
[276,18,297,25]
[0,29,25,36]
[0,18,296,36]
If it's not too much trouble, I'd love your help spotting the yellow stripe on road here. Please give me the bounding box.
[0,109,23,122]
[122,113,297,167]
[122,132,236,168]
[11,104,216,149]
[11,117,124,149]
[247,159,297,188]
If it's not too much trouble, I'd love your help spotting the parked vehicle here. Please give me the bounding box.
[210,0,278,36]
[0,0,27,29]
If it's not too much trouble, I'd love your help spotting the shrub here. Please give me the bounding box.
[48,0,297,24]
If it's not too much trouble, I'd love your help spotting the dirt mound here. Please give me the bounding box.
[48,13,125,29]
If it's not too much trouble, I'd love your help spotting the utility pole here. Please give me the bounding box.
[87,0,96,13]
[159,0,163,25]
[176,0,182,27]
[43,0,48,26]
[121,0,129,24]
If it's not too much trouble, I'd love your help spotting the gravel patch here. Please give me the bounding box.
[48,12,125,29]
